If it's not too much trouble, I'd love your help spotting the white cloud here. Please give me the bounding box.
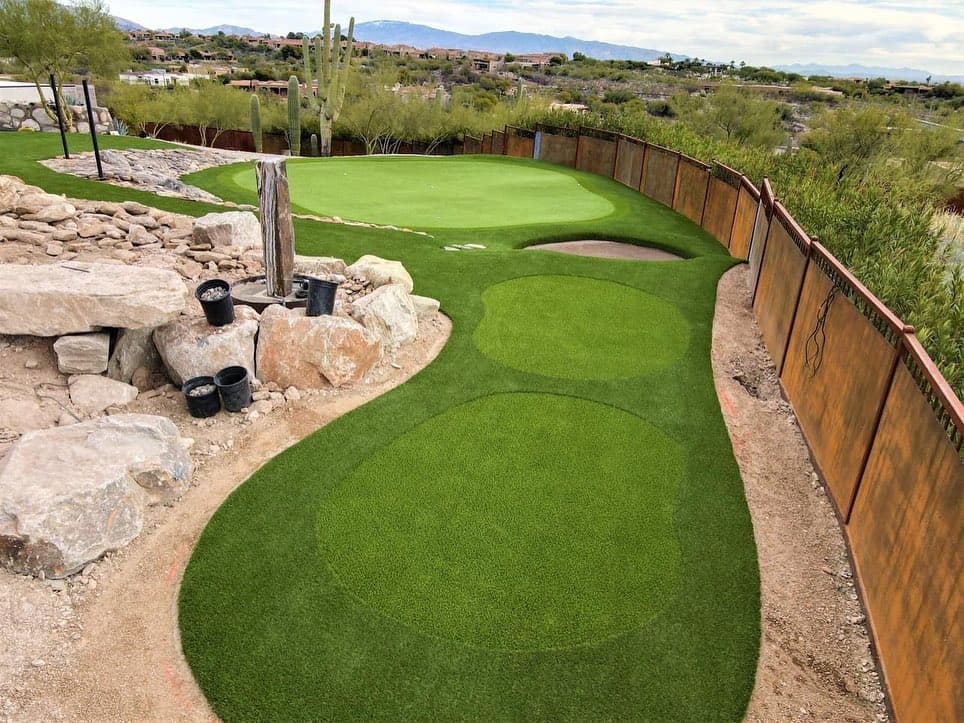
[106,0,964,74]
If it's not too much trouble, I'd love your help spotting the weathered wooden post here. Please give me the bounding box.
[255,158,295,298]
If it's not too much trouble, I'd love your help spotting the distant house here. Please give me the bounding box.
[469,52,505,73]
[146,46,167,61]
[119,69,210,86]
[229,79,318,98]
[152,32,176,42]
[514,53,561,69]
[424,48,463,61]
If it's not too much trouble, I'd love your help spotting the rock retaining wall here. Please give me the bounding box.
[0,102,112,134]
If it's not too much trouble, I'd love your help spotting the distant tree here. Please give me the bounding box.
[549,55,565,66]
[571,52,586,62]
[0,0,128,129]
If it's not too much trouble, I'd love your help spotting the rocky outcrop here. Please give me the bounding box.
[153,305,260,385]
[345,255,414,293]
[68,375,139,414]
[53,333,110,374]
[256,306,382,388]
[0,262,187,336]
[193,212,261,249]
[0,414,192,578]
[350,284,418,350]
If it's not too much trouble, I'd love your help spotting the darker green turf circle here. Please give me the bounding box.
[318,392,684,650]
[231,156,615,228]
[474,275,692,380]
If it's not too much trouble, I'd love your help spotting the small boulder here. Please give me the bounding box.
[153,305,260,385]
[53,333,110,374]
[256,305,382,388]
[68,375,139,413]
[345,255,414,292]
[293,255,347,278]
[107,328,163,387]
[350,284,418,350]
[410,295,441,322]
[193,211,261,249]
[0,414,192,577]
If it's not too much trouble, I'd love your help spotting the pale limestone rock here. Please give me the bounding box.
[350,284,418,350]
[0,262,187,336]
[153,305,259,385]
[411,295,441,322]
[345,255,414,292]
[193,211,261,249]
[256,305,382,389]
[53,333,110,374]
[293,255,347,278]
[68,374,139,413]
[0,414,192,577]
[107,328,163,387]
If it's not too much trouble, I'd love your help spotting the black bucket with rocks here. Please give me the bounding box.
[196,279,234,327]
[183,376,221,418]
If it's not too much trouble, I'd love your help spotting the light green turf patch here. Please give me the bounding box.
[474,275,691,380]
[230,156,615,228]
[318,392,684,650]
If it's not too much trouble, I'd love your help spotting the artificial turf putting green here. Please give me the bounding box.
[474,275,691,379]
[319,392,684,650]
[0,136,759,721]
[229,155,616,228]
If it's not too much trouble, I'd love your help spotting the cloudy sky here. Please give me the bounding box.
[106,0,964,74]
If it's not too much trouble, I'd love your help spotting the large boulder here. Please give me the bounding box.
[256,305,382,389]
[345,255,414,293]
[53,333,110,374]
[350,284,418,350]
[193,211,261,249]
[0,414,192,577]
[154,305,260,385]
[0,262,188,336]
[68,374,139,414]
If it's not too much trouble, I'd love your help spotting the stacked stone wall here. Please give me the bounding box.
[0,102,112,134]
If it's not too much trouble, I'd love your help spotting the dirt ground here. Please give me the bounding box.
[0,261,889,722]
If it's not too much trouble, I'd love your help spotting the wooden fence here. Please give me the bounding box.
[491,124,963,723]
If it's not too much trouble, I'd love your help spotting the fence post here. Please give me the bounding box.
[750,193,777,306]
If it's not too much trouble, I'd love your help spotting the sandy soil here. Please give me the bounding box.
[0,255,889,722]
[527,239,683,261]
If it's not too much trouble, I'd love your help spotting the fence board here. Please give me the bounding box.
[481,133,493,154]
[752,205,809,371]
[673,156,710,224]
[781,246,904,516]
[748,179,775,295]
[538,132,578,167]
[463,135,483,154]
[848,344,963,723]
[729,183,759,259]
[491,130,506,155]
[641,145,679,207]
[614,136,645,189]
[576,135,618,177]
[702,176,739,247]
[505,132,535,158]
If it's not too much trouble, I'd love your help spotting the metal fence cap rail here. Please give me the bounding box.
[900,333,964,453]
[713,161,742,189]
[679,154,711,172]
[578,126,620,141]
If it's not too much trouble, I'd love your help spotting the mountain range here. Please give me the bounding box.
[113,16,963,83]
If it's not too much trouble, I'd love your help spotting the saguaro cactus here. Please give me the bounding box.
[287,76,301,157]
[250,94,263,153]
[302,0,355,157]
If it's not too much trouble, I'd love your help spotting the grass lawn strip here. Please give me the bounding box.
[0,135,759,721]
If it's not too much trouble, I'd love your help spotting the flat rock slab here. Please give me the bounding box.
[54,333,110,374]
[0,262,188,336]
[68,374,139,414]
[527,240,683,261]
[0,414,192,577]
[345,255,414,292]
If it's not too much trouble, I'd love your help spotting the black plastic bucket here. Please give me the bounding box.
[196,279,235,327]
[306,277,339,317]
[182,376,221,418]
[214,365,251,412]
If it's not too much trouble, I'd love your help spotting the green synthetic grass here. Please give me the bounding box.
[319,392,685,650]
[228,156,615,228]
[474,275,691,380]
[1,137,760,721]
